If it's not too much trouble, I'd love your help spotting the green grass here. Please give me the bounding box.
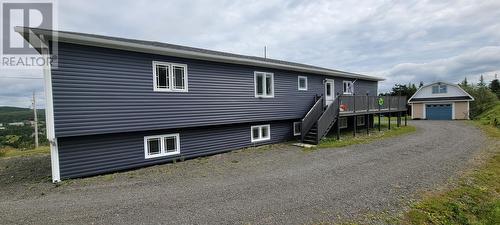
[403,122,500,225]
[477,102,500,128]
[0,146,50,158]
[314,116,415,149]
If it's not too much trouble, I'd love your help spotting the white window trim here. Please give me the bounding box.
[251,124,271,142]
[298,76,308,91]
[254,71,274,98]
[293,122,301,136]
[144,133,180,159]
[339,117,348,129]
[343,81,354,95]
[152,61,188,92]
[356,116,365,126]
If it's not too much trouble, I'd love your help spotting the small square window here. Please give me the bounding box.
[293,122,301,136]
[251,125,271,142]
[298,76,307,91]
[147,138,161,155]
[144,134,180,159]
[343,81,353,94]
[153,61,188,92]
[254,72,274,98]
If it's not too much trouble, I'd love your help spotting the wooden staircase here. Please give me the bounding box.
[300,95,340,145]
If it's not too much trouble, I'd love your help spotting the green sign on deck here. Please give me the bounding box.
[378,97,384,106]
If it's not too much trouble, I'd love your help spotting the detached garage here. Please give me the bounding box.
[408,82,474,120]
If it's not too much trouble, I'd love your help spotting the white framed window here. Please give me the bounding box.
[298,76,308,91]
[432,85,447,94]
[343,81,353,94]
[293,122,301,136]
[339,117,348,128]
[153,61,188,92]
[356,116,365,126]
[144,133,180,159]
[251,124,271,142]
[254,72,274,98]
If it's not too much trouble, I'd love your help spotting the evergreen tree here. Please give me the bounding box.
[478,75,486,86]
[489,78,500,99]
[460,77,468,87]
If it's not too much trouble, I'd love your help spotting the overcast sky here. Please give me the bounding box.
[1,0,500,108]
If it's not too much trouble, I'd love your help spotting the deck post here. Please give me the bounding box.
[353,93,356,137]
[336,93,341,140]
[397,112,401,127]
[404,112,407,126]
[366,93,369,135]
[388,96,391,130]
[378,96,381,132]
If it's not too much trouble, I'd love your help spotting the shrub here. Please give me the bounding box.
[461,85,498,119]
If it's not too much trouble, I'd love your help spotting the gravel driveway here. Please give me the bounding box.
[0,121,486,224]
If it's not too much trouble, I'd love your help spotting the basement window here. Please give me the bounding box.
[153,61,188,92]
[293,122,301,136]
[144,133,180,159]
[251,124,271,142]
[254,72,274,98]
[339,117,348,128]
[357,116,365,126]
[298,76,308,91]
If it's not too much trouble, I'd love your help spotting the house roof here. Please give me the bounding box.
[15,26,384,81]
[408,81,475,103]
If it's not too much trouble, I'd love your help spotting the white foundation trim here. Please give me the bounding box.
[452,102,456,120]
[41,40,60,182]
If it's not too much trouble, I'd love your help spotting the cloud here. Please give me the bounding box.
[1,0,500,106]
[376,46,500,92]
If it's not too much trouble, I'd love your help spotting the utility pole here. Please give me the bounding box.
[32,91,39,148]
[264,46,267,58]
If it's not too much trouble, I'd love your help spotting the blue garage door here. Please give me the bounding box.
[426,104,452,120]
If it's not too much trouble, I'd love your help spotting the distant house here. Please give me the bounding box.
[408,82,474,120]
[17,27,407,182]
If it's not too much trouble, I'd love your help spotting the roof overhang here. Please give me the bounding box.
[15,27,384,81]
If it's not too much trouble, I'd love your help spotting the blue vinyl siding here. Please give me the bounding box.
[51,42,377,137]
[58,120,294,178]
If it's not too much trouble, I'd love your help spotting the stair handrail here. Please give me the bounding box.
[317,97,340,142]
[301,95,324,143]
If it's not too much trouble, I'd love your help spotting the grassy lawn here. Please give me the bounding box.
[317,115,415,149]
[402,122,500,225]
[0,146,50,158]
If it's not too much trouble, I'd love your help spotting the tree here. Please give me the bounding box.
[389,83,418,97]
[460,77,468,87]
[461,84,498,119]
[489,78,500,99]
[478,75,486,86]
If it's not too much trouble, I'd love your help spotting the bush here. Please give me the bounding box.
[461,85,498,119]
[477,102,500,128]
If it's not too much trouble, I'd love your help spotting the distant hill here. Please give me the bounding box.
[0,106,45,124]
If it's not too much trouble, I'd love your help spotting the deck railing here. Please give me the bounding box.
[338,94,407,113]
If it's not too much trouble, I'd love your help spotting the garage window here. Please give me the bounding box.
[432,85,447,94]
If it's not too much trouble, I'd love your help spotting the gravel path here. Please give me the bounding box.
[0,121,486,224]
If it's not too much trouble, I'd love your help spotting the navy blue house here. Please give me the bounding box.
[17,27,406,182]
